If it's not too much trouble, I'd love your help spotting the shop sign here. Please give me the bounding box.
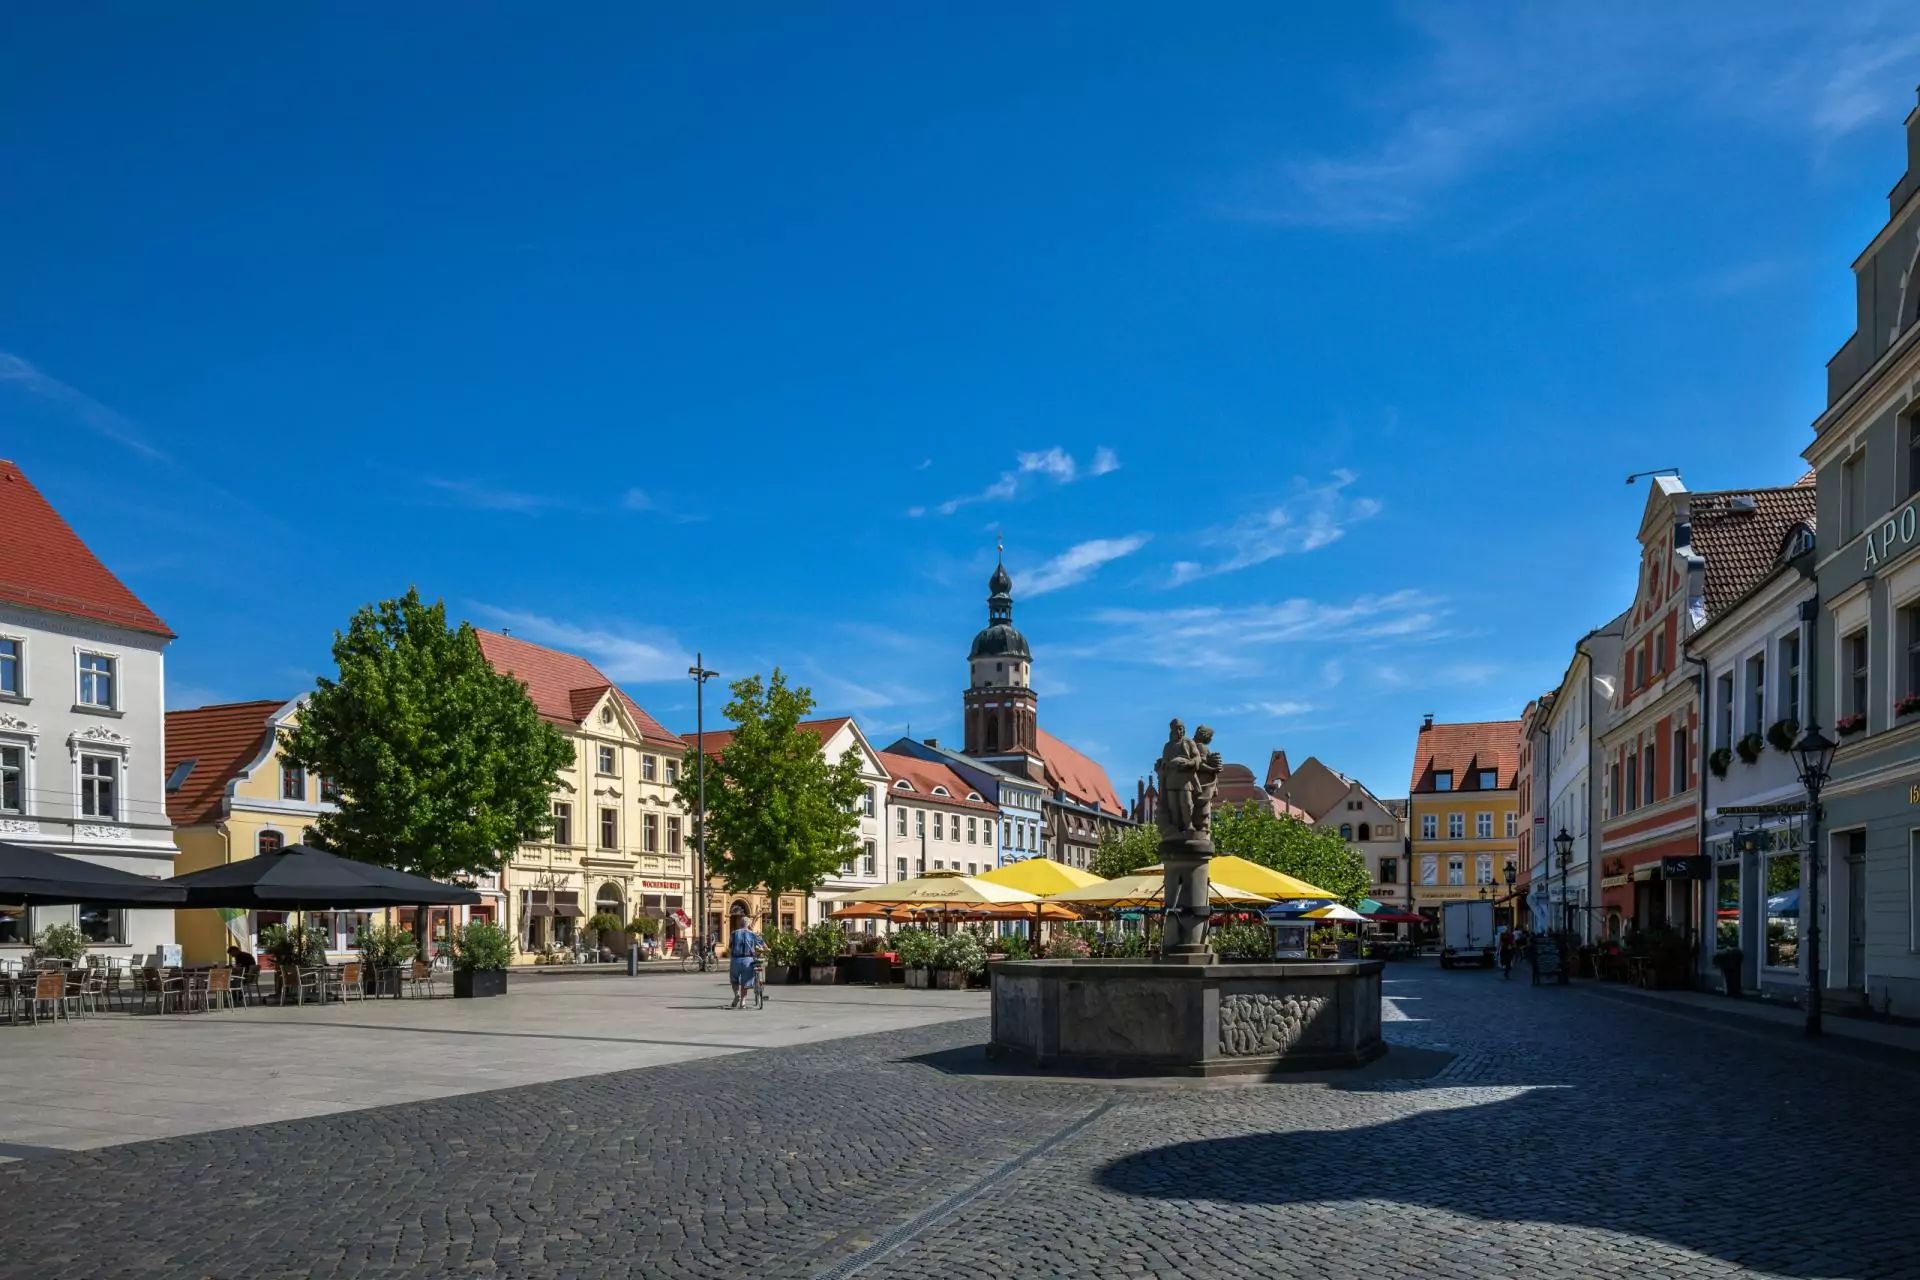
[640,878,683,890]
[1600,874,1629,889]
[1661,856,1709,880]
[1864,502,1919,571]
[1719,802,1807,817]
[1910,783,1920,806]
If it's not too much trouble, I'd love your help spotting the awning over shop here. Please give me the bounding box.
[522,889,584,918]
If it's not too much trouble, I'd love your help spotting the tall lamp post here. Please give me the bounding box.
[1790,723,1837,1038]
[689,655,719,955]
[1553,828,1575,985]
[1503,859,1517,925]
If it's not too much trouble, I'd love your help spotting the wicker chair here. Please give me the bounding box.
[405,959,439,999]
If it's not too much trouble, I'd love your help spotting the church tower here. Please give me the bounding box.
[963,555,1041,775]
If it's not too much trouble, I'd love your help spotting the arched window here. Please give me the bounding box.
[257,829,284,856]
[984,718,999,751]
[1358,823,1371,842]
[595,882,624,919]
[1339,823,1353,841]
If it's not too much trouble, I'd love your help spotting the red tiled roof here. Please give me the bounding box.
[1264,750,1291,789]
[164,699,286,825]
[1688,482,1820,621]
[0,459,173,637]
[1217,763,1311,820]
[1035,727,1124,817]
[876,751,998,814]
[1408,720,1521,794]
[685,716,854,759]
[472,629,681,749]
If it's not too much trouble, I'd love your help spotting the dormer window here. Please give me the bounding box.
[1477,769,1497,789]
[1432,770,1453,792]
[932,786,950,797]
[893,779,914,791]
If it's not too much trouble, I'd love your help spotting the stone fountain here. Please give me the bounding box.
[988,719,1385,1075]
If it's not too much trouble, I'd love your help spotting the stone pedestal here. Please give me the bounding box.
[1158,832,1215,964]
[989,958,1385,1076]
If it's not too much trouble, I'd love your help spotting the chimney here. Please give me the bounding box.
[923,737,939,748]
[1421,713,1435,731]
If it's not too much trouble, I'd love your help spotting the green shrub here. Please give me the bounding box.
[625,916,661,938]
[33,922,88,962]
[353,922,417,968]
[763,930,803,966]
[800,921,845,965]
[994,933,1032,960]
[584,912,623,944]
[936,931,987,975]
[449,921,514,971]
[1211,923,1272,961]
[894,927,939,969]
[259,922,329,967]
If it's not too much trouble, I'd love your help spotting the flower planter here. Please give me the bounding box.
[763,964,794,986]
[1714,954,1743,998]
[807,964,839,986]
[905,967,931,989]
[934,969,965,990]
[364,967,403,998]
[453,968,508,999]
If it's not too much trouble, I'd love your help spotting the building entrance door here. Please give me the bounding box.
[1844,833,1866,992]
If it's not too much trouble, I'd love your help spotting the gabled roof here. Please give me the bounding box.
[1284,756,1360,822]
[1408,720,1522,794]
[164,699,287,825]
[876,751,998,814]
[1264,750,1292,789]
[0,459,173,637]
[1034,727,1124,817]
[884,737,1033,789]
[473,629,681,749]
[686,715,856,760]
[1215,762,1312,820]
[1688,478,1819,623]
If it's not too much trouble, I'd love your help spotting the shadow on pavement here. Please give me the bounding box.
[898,1041,1457,1089]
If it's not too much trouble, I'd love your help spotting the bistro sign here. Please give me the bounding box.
[1864,500,1919,570]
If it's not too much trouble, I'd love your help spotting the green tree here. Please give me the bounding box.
[675,669,865,914]
[1090,824,1158,880]
[1213,802,1370,904]
[281,589,573,882]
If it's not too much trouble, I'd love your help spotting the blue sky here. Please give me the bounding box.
[4,4,1918,799]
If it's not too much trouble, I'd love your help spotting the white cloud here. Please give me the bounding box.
[1231,700,1317,719]
[917,445,1121,517]
[1076,589,1449,674]
[621,488,656,512]
[915,458,934,471]
[426,477,570,514]
[0,352,167,459]
[1020,535,1153,597]
[620,488,706,523]
[1320,659,1346,688]
[470,604,691,683]
[1225,4,1920,229]
[1170,471,1381,584]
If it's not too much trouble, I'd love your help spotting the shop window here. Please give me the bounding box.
[1716,861,1741,953]
[78,903,124,944]
[1765,851,1801,970]
[0,903,26,945]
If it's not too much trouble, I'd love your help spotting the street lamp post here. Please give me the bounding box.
[1790,723,1837,1038]
[1554,827,1575,984]
[1503,859,1517,922]
[689,654,719,957]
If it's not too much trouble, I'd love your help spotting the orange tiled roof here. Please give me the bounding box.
[1689,481,1819,622]
[1216,763,1311,820]
[876,750,998,814]
[164,699,286,825]
[473,629,681,749]
[1264,750,1291,789]
[685,716,855,760]
[0,459,173,637]
[1408,720,1522,794]
[1035,727,1124,817]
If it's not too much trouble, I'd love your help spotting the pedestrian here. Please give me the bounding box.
[727,909,763,1009]
[1499,925,1515,980]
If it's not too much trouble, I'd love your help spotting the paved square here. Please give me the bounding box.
[0,965,1913,1280]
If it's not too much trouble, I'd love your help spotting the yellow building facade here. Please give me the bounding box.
[1405,718,1523,925]
[475,631,693,962]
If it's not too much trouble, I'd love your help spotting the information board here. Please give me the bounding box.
[1531,936,1562,984]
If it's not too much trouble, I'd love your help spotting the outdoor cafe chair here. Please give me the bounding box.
[79,967,109,1017]
[404,959,439,999]
[325,961,365,1003]
[28,971,68,1025]
[293,965,325,1006]
[139,966,187,1015]
[181,969,212,1014]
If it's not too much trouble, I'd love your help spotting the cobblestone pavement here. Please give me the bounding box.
[1,965,1914,1280]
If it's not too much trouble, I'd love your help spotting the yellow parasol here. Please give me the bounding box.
[834,869,1040,913]
[1044,872,1273,911]
[1140,854,1334,903]
[977,858,1106,896]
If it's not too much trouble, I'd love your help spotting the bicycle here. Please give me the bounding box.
[681,938,715,974]
[749,957,767,1009]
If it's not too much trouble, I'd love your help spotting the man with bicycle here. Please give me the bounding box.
[727,907,765,1009]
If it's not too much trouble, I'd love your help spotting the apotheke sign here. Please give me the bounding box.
[1864,501,1919,570]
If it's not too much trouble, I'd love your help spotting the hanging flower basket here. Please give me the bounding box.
[1766,719,1800,753]
[1896,695,1920,719]
[1708,747,1733,779]
[1735,733,1766,765]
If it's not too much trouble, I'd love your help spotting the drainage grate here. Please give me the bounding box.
[811,1098,1117,1280]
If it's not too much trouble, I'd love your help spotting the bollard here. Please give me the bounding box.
[627,943,638,976]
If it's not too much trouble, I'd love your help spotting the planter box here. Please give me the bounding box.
[453,968,508,999]
[841,954,891,985]
[934,969,966,990]
[905,967,931,989]
[807,964,839,986]
[763,964,794,986]
[365,967,403,998]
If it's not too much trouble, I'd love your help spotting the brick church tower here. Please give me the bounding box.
[962,555,1042,778]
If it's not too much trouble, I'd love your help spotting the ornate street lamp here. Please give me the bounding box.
[1554,827,1575,941]
[689,655,720,965]
[1790,723,1837,1038]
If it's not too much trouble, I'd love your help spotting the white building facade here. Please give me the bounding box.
[1541,614,1624,942]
